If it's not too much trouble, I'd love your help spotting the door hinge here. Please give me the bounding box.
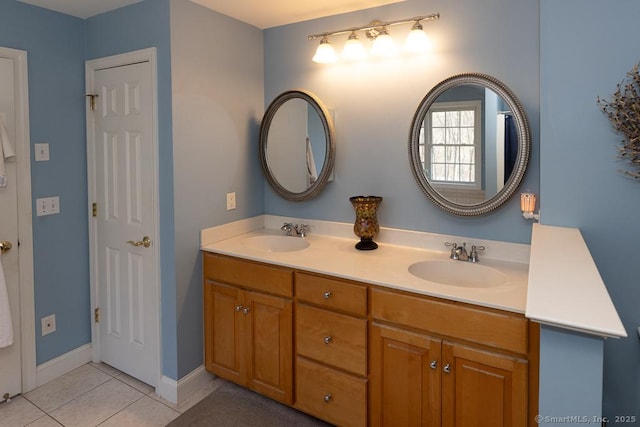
[92,202,97,217]
[85,94,99,111]
[94,307,100,323]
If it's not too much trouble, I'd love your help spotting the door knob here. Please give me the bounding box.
[0,241,11,254]
[126,236,152,248]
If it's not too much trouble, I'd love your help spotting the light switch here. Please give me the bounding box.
[34,143,50,162]
[36,196,60,216]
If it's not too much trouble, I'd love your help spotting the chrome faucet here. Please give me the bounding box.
[445,242,485,262]
[281,223,310,238]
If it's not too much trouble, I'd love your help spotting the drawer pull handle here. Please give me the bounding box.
[242,307,250,315]
[324,393,333,403]
[235,305,243,312]
[443,363,451,374]
[323,291,332,299]
[429,360,437,370]
[323,336,333,344]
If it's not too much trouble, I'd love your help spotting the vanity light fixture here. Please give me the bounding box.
[309,13,440,64]
[520,192,540,221]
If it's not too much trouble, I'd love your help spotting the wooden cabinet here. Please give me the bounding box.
[203,251,538,426]
[203,253,293,404]
[294,272,368,427]
[369,288,532,427]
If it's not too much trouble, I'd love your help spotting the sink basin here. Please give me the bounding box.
[242,235,310,253]
[408,260,509,288]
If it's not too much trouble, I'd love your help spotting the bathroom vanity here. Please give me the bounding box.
[201,216,541,427]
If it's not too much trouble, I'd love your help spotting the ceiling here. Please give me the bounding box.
[17,0,405,29]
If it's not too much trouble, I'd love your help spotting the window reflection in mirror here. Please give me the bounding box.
[408,73,531,216]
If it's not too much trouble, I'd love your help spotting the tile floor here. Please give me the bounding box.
[0,362,223,427]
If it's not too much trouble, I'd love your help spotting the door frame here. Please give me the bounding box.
[0,46,36,393]
[85,47,161,385]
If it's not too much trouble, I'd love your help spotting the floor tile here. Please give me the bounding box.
[25,415,63,426]
[115,372,154,394]
[98,396,180,426]
[24,364,112,412]
[0,396,46,427]
[49,378,144,427]
[149,377,225,413]
[90,362,121,377]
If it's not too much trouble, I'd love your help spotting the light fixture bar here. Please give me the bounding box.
[307,13,440,40]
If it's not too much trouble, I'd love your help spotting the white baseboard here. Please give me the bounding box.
[36,343,93,387]
[155,365,213,405]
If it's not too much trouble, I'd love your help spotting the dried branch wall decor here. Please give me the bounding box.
[597,63,640,179]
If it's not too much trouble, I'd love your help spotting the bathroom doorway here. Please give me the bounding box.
[0,46,35,398]
[85,48,160,388]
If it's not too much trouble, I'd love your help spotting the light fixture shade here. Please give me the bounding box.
[405,21,432,53]
[342,32,366,60]
[312,37,337,63]
[370,28,397,57]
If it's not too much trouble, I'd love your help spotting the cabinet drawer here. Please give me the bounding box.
[296,304,367,376]
[295,357,367,427]
[371,288,528,355]
[295,272,367,316]
[203,252,293,297]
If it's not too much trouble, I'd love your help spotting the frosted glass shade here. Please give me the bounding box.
[342,33,366,60]
[312,38,337,63]
[370,30,397,57]
[405,26,432,53]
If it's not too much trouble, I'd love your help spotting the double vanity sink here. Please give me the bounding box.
[242,234,512,289]
[204,225,529,313]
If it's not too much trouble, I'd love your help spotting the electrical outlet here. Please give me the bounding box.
[41,314,56,336]
[226,192,236,211]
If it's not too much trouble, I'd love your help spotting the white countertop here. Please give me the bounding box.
[200,216,626,338]
[201,216,529,314]
[526,223,626,338]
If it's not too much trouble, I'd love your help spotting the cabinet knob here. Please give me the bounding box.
[323,336,333,344]
[323,291,332,299]
[235,305,243,312]
[443,363,451,374]
[324,393,333,403]
[242,307,250,315]
[429,360,437,370]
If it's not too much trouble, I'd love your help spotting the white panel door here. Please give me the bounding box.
[92,61,158,386]
[0,57,20,399]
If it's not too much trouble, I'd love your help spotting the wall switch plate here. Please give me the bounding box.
[41,314,56,336]
[226,192,236,211]
[36,196,61,216]
[34,143,50,161]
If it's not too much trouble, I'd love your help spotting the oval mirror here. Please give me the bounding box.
[259,90,336,202]
[409,73,531,216]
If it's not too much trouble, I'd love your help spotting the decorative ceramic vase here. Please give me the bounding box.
[349,196,383,250]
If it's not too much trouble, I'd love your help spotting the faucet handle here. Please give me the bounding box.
[469,245,485,263]
[297,224,310,238]
[281,223,294,235]
[444,242,458,259]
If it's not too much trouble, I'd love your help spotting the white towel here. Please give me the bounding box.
[0,253,14,348]
[0,115,16,188]
[306,137,318,187]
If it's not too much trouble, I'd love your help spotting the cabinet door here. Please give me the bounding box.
[245,290,293,404]
[207,282,245,385]
[370,323,442,427]
[442,342,528,427]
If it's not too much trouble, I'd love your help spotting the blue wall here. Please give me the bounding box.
[540,0,640,419]
[0,0,89,364]
[264,0,540,244]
